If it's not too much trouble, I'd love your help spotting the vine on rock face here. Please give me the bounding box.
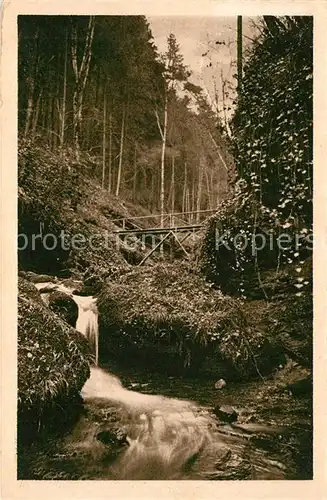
[200,17,313,300]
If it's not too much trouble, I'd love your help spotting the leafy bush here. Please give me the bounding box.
[18,138,83,229]
[199,186,312,298]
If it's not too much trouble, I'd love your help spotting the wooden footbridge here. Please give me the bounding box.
[112,209,217,265]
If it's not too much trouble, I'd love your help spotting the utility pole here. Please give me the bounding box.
[237,16,243,94]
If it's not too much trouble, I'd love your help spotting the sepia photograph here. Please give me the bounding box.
[3,6,319,488]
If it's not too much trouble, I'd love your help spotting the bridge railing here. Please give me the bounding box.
[111,208,217,231]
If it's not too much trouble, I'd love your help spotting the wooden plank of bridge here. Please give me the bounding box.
[171,231,190,259]
[113,224,203,236]
[138,231,172,266]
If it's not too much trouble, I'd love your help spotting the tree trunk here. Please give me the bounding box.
[71,16,96,160]
[196,158,204,222]
[161,97,168,227]
[186,187,190,222]
[151,172,155,211]
[237,16,243,94]
[31,89,42,140]
[24,81,35,138]
[115,106,125,197]
[108,112,112,193]
[182,162,187,214]
[59,29,68,156]
[221,69,232,138]
[171,155,175,218]
[102,91,106,188]
[24,28,39,138]
[192,178,196,219]
[205,169,211,209]
[133,141,137,202]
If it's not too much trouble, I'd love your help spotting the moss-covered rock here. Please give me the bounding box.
[48,291,79,327]
[97,264,285,380]
[18,277,92,443]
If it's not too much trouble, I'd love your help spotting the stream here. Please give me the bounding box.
[21,283,312,480]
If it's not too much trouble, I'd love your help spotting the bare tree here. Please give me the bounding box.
[115,106,126,196]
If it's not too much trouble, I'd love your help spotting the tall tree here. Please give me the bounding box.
[156,33,190,226]
[71,16,95,159]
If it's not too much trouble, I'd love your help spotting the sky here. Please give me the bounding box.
[148,16,259,121]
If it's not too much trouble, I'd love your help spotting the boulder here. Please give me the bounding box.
[48,291,78,327]
[96,429,128,447]
[287,376,312,397]
[20,271,58,284]
[214,405,238,423]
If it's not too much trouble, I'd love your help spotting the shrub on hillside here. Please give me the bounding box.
[232,17,312,223]
[18,139,129,275]
[199,185,312,299]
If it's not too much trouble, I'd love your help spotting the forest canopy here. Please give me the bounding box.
[18,15,232,215]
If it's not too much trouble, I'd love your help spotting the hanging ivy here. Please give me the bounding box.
[200,17,313,300]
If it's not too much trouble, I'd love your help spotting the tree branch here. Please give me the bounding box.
[207,131,228,171]
[154,107,164,140]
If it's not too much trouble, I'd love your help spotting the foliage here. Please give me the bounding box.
[199,185,312,299]
[98,263,284,378]
[18,137,82,229]
[200,17,313,300]
[18,139,131,275]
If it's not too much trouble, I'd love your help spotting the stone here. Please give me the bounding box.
[213,405,238,423]
[48,291,78,327]
[96,429,128,447]
[287,376,312,396]
[214,379,227,390]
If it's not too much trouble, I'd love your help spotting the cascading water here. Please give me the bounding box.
[73,295,99,365]
[80,366,217,480]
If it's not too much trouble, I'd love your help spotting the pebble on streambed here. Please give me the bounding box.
[214,379,227,390]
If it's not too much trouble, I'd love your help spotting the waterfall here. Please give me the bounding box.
[35,282,99,365]
[73,295,99,365]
